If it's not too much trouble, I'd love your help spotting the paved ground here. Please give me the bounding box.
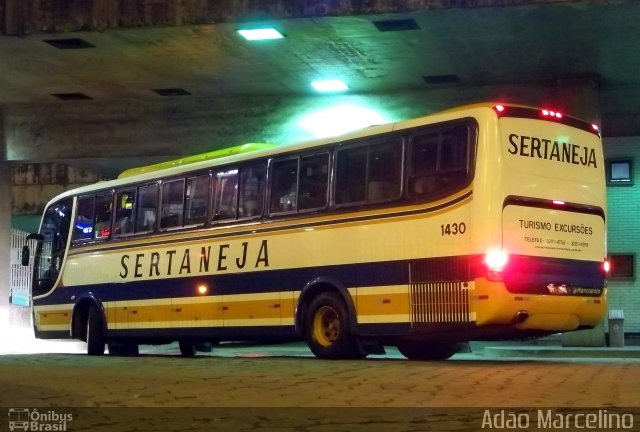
[1,333,639,431]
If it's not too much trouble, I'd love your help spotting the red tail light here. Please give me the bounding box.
[603,260,611,274]
[485,250,509,281]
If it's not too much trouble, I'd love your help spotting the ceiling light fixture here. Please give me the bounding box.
[237,28,284,41]
[311,80,349,93]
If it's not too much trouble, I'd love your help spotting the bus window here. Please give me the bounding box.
[440,127,470,172]
[335,145,367,205]
[114,190,136,236]
[408,125,470,197]
[213,169,238,221]
[184,175,209,226]
[299,153,329,211]
[161,179,185,229]
[135,183,159,233]
[73,196,95,241]
[238,163,265,219]
[368,141,402,202]
[94,192,113,239]
[270,158,298,213]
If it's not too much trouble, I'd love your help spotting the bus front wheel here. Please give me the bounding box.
[397,341,456,360]
[86,304,105,356]
[304,292,364,360]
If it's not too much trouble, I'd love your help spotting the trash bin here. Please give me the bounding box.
[608,310,625,347]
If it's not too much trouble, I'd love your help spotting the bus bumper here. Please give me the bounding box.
[472,278,607,332]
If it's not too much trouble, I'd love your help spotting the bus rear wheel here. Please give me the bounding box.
[397,341,456,360]
[304,292,364,359]
[86,304,105,356]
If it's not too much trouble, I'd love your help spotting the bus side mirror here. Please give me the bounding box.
[26,233,44,242]
[21,233,44,266]
[21,245,30,266]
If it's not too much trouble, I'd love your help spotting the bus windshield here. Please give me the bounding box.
[33,199,72,297]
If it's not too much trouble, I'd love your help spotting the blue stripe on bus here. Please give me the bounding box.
[36,259,414,306]
[33,255,605,306]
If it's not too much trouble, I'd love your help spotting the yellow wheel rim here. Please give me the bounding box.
[312,305,340,347]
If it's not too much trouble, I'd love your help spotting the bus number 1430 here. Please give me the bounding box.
[441,222,466,236]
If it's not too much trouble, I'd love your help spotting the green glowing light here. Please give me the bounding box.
[237,28,284,41]
[298,104,388,139]
[311,80,349,93]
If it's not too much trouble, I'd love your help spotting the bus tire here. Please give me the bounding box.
[179,340,196,357]
[304,292,364,360]
[86,304,105,356]
[397,341,456,360]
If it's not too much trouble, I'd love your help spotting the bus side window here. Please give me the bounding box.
[94,192,113,239]
[408,132,439,196]
[408,125,471,197]
[161,179,185,229]
[213,169,239,221]
[239,163,266,218]
[73,196,95,241]
[368,141,402,202]
[335,146,367,205]
[114,190,136,236]
[299,153,329,210]
[185,175,210,226]
[135,183,159,233]
[270,158,298,214]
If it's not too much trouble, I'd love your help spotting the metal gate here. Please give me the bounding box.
[10,228,32,306]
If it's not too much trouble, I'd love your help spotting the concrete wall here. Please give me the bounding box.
[0,111,9,328]
[12,163,108,216]
[604,136,640,333]
[1,0,555,35]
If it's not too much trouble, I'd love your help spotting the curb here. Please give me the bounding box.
[480,346,640,359]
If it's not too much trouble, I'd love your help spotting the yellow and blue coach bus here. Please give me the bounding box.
[22,103,608,360]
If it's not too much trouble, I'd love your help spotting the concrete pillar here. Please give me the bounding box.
[554,78,607,347]
[0,110,9,329]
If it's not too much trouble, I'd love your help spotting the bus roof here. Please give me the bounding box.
[118,143,277,179]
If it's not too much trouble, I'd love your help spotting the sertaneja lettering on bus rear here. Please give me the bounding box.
[119,239,269,279]
[508,134,597,168]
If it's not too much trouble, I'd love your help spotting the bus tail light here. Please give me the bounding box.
[485,250,509,281]
[603,259,611,275]
[541,108,563,119]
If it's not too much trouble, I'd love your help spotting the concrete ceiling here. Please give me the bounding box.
[2,1,640,175]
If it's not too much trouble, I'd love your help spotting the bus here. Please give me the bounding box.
[21,102,608,360]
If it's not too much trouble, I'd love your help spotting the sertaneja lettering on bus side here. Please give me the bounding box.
[119,239,270,279]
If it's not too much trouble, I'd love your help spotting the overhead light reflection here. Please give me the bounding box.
[298,104,388,139]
